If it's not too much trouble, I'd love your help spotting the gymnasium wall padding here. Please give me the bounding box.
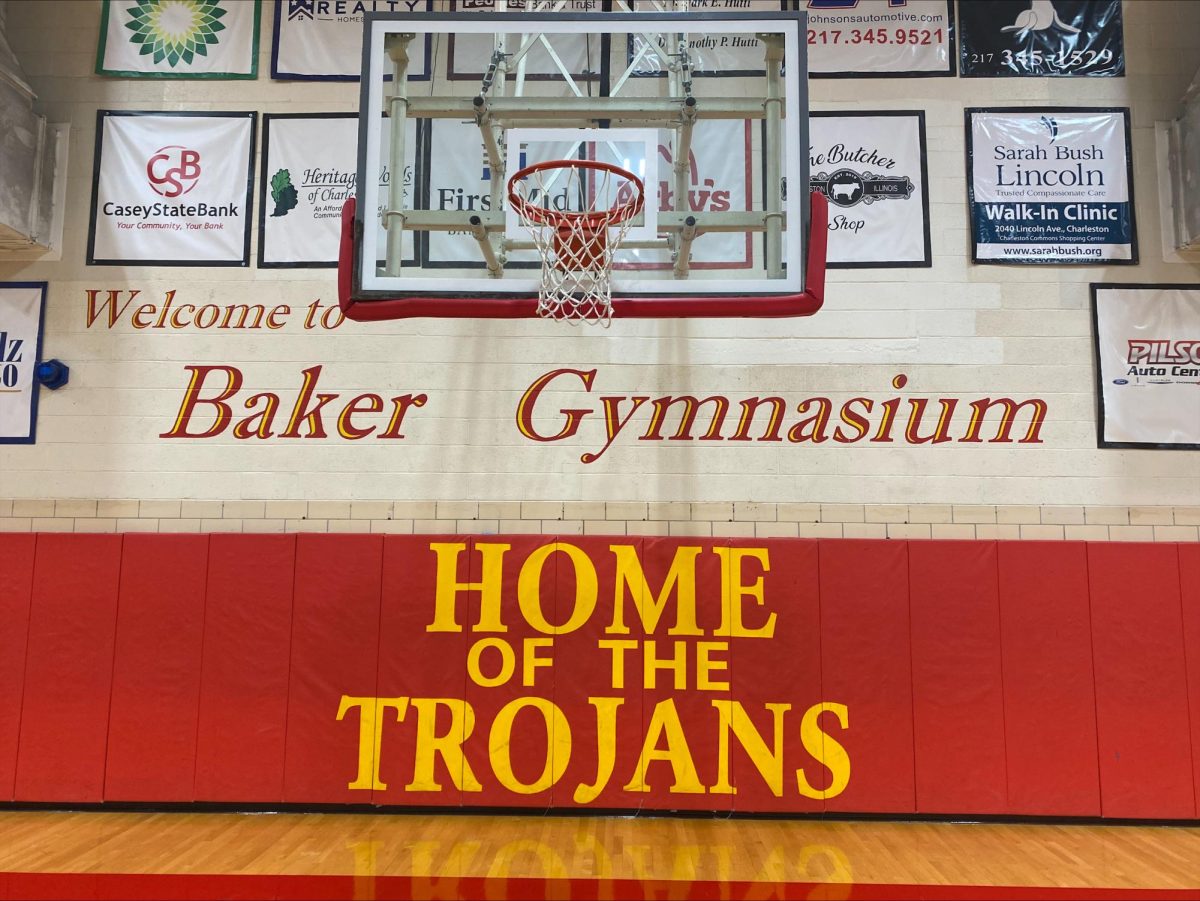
[0,534,35,802]
[997,541,1101,817]
[3,534,1198,819]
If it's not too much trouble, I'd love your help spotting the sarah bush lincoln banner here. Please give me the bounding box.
[966,107,1136,265]
[1092,284,1200,450]
[0,283,46,445]
[96,0,260,79]
[810,111,931,268]
[87,111,257,267]
[259,114,417,268]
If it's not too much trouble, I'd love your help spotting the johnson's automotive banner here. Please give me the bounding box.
[87,111,256,266]
[1092,284,1200,450]
[271,0,432,80]
[959,0,1124,77]
[805,0,954,78]
[96,0,260,79]
[0,283,45,444]
[259,114,417,268]
[967,108,1135,265]
[810,111,930,268]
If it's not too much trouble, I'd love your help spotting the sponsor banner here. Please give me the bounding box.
[966,108,1136,265]
[271,0,432,81]
[259,114,417,268]
[87,111,256,267]
[960,0,1124,78]
[805,0,954,78]
[626,0,792,78]
[422,118,752,269]
[96,0,260,79]
[1092,284,1200,449]
[448,0,597,81]
[810,111,930,268]
[0,283,45,444]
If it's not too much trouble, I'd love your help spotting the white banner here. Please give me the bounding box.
[968,108,1135,265]
[626,0,790,77]
[88,111,256,266]
[96,0,260,78]
[260,114,417,267]
[810,112,930,267]
[1093,285,1200,449]
[804,0,953,77]
[449,1,597,80]
[272,0,431,80]
[423,118,752,270]
[0,284,44,444]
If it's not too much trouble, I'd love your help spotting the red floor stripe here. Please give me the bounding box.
[1,873,1198,901]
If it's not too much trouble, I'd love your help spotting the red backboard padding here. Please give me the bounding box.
[283,534,384,804]
[15,534,122,802]
[1089,543,1196,819]
[4,534,1200,818]
[1180,544,1200,809]
[908,541,1008,815]
[819,540,915,814]
[997,542,1101,816]
[194,534,297,802]
[0,534,35,801]
[105,534,210,801]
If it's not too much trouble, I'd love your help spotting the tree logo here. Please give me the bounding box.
[270,169,299,217]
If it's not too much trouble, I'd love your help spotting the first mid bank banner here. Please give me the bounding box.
[967,107,1135,265]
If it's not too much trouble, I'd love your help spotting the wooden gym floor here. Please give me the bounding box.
[0,810,1198,899]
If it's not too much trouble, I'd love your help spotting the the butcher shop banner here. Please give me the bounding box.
[810,111,930,268]
[967,107,1135,265]
[1091,283,1200,450]
[959,0,1124,77]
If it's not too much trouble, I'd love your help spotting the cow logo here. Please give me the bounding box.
[813,168,913,208]
[287,0,315,20]
[1000,0,1080,39]
[123,0,228,68]
[146,145,202,198]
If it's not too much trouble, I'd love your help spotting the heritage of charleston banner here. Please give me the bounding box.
[967,108,1135,265]
[1092,284,1200,449]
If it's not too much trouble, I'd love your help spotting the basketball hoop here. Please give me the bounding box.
[508,159,645,326]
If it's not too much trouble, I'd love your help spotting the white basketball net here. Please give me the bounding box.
[509,162,644,327]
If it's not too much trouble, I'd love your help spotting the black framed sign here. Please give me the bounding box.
[0,282,46,445]
[87,110,257,267]
[1092,284,1200,450]
[966,107,1136,265]
[959,0,1124,77]
[811,110,931,268]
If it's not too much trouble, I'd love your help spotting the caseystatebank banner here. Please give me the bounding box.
[0,283,45,444]
[87,111,256,266]
[271,0,432,80]
[966,107,1135,265]
[259,114,417,267]
[96,0,260,79]
[810,111,930,268]
[1092,284,1200,450]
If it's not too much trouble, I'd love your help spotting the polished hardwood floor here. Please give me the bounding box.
[0,810,1198,899]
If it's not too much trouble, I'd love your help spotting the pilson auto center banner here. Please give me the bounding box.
[967,108,1135,265]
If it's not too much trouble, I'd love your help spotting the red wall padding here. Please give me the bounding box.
[194,535,296,802]
[997,542,1101,816]
[15,534,122,802]
[105,534,209,801]
[1088,543,1195,819]
[4,534,1199,819]
[908,541,1008,815]
[0,535,35,802]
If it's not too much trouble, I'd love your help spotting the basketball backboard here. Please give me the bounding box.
[337,4,827,321]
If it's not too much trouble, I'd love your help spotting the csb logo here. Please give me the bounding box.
[146,145,201,198]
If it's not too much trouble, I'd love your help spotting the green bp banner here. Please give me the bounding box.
[96,0,261,79]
